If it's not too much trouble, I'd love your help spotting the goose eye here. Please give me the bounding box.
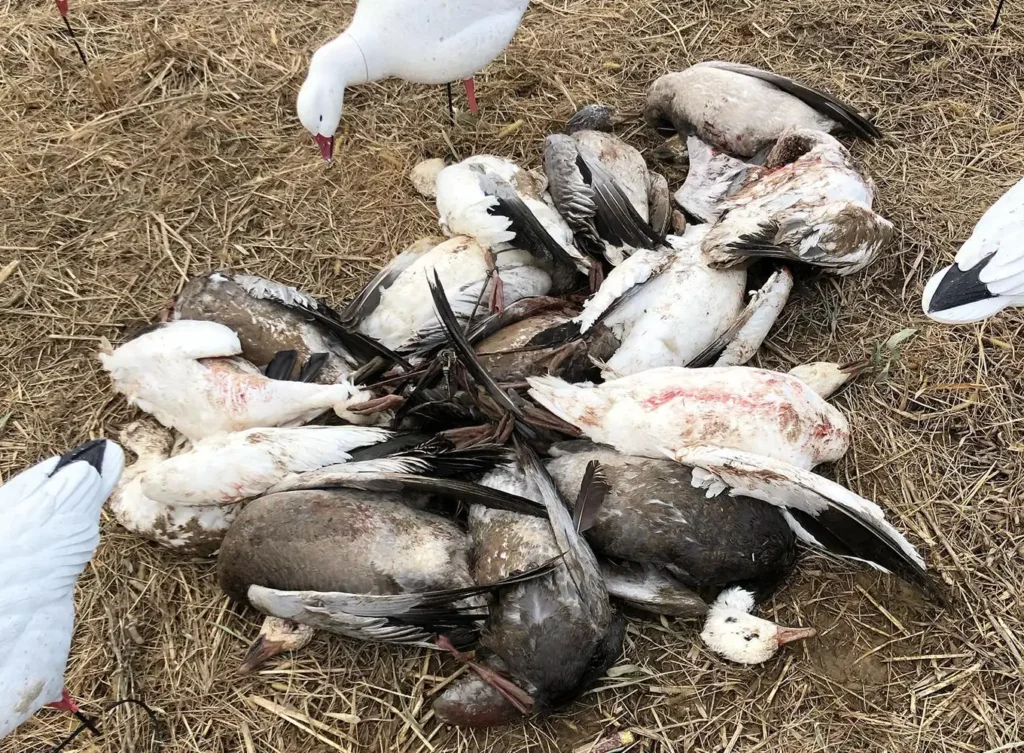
[319,115,323,123]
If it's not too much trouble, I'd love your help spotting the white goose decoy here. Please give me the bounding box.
[527,365,850,470]
[701,129,894,275]
[109,420,391,554]
[923,177,1024,323]
[435,155,591,308]
[1,439,124,740]
[574,225,793,378]
[297,0,530,160]
[99,320,376,442]
[644,61,881,159]
[350,235,553,355]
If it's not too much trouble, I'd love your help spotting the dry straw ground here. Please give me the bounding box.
[1,0,1023,750]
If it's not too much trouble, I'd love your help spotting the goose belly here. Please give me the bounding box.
[603,263,746,376]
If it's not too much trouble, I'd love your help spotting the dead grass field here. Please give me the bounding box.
[2,0,1024,751]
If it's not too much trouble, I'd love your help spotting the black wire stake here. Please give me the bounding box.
[54,0,89,67]
[993,0,1007,29]
[50,698,164,753]
[446,82,455,126]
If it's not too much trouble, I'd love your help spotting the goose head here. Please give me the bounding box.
[700,589,816,665]
[297,46,347,162]
[238,617,315,675]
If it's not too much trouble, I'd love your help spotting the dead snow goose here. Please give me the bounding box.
[168,271,407,382]
[923,177,1024,323]
[544,441,941,664]
[574,224,793,377]
[675,136,756,224]
[99,320,377,442]
[218,475,550,673]
[297,0,529,160]
[1,439,124,739]
[644,61,881,158]
[109,420,391,554]
[350,235,554,354]
[701,129,894,275]
[543,109,669,267]
[435,155,592,309]
[527,365,850,470]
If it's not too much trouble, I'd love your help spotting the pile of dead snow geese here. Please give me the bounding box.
[14,1,1024,739]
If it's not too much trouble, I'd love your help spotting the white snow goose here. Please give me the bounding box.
[109,421,392,554]
[346,235,555,357]
[99,320,380,442]
[526,365,850,470]
[700,129,894,275]
[1,439,124,740]
[644,61,881,159]
[923,177,1024,323]
[573,224,794,377]
[297,0,529,160]
[435,155,593,309]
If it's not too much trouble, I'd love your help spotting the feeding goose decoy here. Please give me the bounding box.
[167,271,406,383]
[922,177,1024,323]
[574,224,793,377]
[109,420,391,554]
[435,155,593,309]
[297,0,529,160]
[351,235,554,355]
[99,320,380,442]
[543,441,940,663]
[644,61,881,159]
[699,129,894,275]
[53,0,88,68]
[1,439,124,740]
[217,475,550,673]
[527,364,850,470]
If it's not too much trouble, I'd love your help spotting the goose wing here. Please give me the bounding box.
[662,444,944,603]
[704,62,881,141]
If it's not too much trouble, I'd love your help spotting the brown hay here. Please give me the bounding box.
[2,0,1023,751]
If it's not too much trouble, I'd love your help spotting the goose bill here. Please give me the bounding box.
[315,134,335,162]
[775,625,817,647]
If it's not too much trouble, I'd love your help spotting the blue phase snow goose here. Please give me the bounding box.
[168,270,408,383]
[542,441,942,664]
[644,61,881,159]
[297,0,530,159]
[923,177,1024,323]
[1,439,124,740]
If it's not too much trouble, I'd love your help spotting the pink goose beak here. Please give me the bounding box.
[314,134,334,162]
